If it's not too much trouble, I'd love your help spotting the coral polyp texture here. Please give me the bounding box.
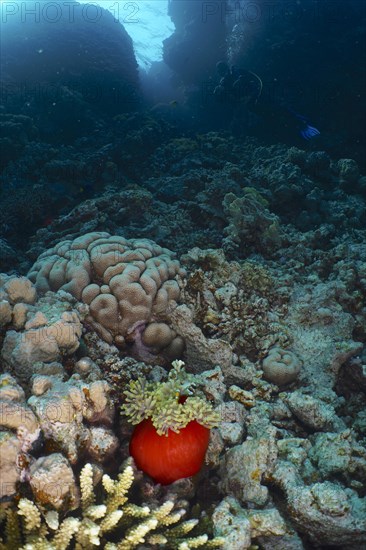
[261,346,302,386]
[28,232,186,357]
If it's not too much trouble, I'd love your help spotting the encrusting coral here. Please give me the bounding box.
[0,461,224,550]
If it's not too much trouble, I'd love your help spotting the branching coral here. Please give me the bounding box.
[0,461,224,549]
[180,253,291,361]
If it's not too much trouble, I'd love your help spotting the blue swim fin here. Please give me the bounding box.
[300,124,321,140]
[294,113,320,140]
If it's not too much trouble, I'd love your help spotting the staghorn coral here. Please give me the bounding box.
[28,232,185,360]
[0,461,224,550]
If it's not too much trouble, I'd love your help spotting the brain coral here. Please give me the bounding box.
[262,346,302,386]
[28,232,186,356]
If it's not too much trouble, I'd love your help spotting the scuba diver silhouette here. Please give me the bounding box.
[214,61,320,141]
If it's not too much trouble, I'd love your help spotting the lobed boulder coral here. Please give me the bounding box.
[28,232,186,361]
[0,374,40,499]
[28,453,79,512]
[1,277,82,382]
[0,274,37,332]
[261,346,302,386]
[0,362,118,506]
[28,374,115,464]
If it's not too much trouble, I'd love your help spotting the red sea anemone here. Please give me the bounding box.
[129,417,210,485]
[122,360,219,485]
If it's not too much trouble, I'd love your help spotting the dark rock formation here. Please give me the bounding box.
[163,0,227,84]
[0,0,140,138]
